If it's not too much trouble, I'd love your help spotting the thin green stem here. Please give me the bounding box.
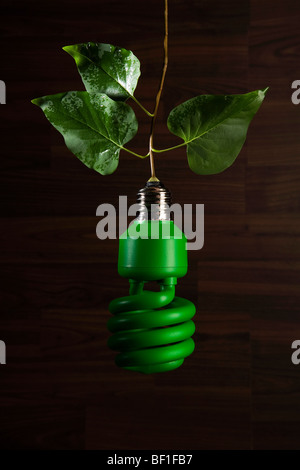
[131,95,154,117]
[148,0,168,179]
[124,0,169,166]
[152,142,186,153]
[121,146,149,159]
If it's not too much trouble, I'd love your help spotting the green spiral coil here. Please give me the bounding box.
[108,279,195,373]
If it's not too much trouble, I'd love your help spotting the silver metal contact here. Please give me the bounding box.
[136,180,171,221]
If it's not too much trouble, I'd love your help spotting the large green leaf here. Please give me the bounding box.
[32,91,138,175]
[167,89,268,175]
[63,42,140,101]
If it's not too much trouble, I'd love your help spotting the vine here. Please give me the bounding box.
[32,1,267,177]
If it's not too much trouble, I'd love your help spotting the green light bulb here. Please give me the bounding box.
[107,181,196,374]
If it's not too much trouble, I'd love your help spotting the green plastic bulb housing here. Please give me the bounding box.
[118,220,188,281]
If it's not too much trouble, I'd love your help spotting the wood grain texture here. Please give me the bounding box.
[0,0,300,450]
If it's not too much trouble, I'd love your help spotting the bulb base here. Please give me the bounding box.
[137,180,171,221]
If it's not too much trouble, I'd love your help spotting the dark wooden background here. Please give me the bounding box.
[1,0,300,450]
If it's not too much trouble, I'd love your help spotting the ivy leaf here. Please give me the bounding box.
[63,42,140,101]
[32,91,138,175]
[167,89,268,175]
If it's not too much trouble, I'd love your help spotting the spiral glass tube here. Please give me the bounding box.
[107,180,196,374]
